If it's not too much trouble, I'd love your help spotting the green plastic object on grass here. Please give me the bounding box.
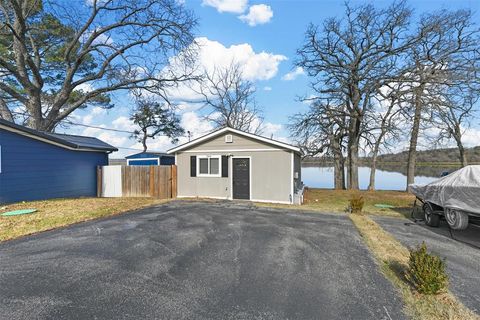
[374,204,395,209]
[1,209,37,216]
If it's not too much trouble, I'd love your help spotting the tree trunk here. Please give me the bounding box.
[333,153,346,190]
[368,152,378,191]
[348,141,359,190]
[0,100,13,121]
[406,84,425,190]
[26,93,46,130]
[368,131,386,191]
[141,131,148,152]
[330,133,345,190]
[347,116,360,190]
[454,135,468,167]
[459,145,468,167]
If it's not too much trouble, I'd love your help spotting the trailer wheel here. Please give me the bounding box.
[445,208,469,230]
[423,203,440,227]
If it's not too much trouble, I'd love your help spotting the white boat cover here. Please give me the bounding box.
[408,165,480,215]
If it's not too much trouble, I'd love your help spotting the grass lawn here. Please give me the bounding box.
[256,188,416,217]
[0,197,168,242]
[303,188,415,217]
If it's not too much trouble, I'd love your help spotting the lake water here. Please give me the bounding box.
[302,166,440,190]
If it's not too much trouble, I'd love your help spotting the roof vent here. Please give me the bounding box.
[225,134,233,143]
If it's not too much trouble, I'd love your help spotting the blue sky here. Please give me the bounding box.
[65,0,480,158]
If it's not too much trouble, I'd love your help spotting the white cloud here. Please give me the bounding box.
[82,115,93,125]
[262,122,282,138]
[239,4,273,26]
[176,102,202,112]
[94,33,113,45]
[461,127,480,147]
[75,83,94,93]
[112,116,136,132]
[130,136,173,153]
[196,37,286,81]
[81,126,128,148]
[91,107,106,115]
[166,37,286,101]
[180,111,214,138]
[202,0,248,13]
[263,86,272,91]
[282,66,305,81]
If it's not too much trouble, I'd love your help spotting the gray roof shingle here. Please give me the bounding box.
[0,119,117,152]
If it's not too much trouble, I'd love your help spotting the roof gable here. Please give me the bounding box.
[167,127,301,154]
[0,119,117,152]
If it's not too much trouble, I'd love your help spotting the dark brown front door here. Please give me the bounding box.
[232,158,250,200]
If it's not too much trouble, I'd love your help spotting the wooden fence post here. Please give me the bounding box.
[171,165,177,198]
[96,166,102,197]
[149,165,155,197]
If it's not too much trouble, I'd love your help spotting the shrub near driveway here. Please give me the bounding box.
[0,197,168,242]
[406,243,449,295]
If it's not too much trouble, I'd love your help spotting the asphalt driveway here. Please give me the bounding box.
[373,216,480,313]
[0,201,405,320]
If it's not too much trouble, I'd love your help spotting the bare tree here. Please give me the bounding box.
[296,1,414,189]
[433,85,479,167]
[0,0,197,131]
[365,83,404,190]
[403,9,480,187]
[198,63,263,133]
[290,100,346,190]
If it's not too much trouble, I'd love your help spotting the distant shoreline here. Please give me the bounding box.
[301,160,480,167]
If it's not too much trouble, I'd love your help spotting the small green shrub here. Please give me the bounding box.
[406,242,448,295]
[349,194,364,213]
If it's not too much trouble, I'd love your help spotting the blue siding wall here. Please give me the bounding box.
[128,159,159,166]
[160,156,175,165]
[126,152,175,166]
[0,129,108,204]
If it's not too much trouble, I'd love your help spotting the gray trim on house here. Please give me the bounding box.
[168,127,302,155]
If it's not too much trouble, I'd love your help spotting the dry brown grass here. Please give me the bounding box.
[0,197,169,242]
[304,188,415,216]
[350,213,479,320]
[255,188,415,217]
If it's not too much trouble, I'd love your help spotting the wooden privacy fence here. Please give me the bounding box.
[97,165,177,199]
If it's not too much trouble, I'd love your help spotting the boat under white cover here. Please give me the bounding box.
[409,165,480,215]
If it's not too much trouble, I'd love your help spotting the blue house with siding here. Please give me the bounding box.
[0,119,117,204]
[125,152,175,166]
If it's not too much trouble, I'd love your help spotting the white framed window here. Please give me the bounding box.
[197,155,221,177]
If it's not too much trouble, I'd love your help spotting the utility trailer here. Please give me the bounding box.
[409,165,480,231]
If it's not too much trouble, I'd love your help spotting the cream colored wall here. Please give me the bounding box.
[294,153,302,192]
[175,132,296,203]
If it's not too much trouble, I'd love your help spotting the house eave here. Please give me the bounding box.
[167,127,302,154]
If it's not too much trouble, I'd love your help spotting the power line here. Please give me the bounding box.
[61,120,135,134]
[10,111,135,134]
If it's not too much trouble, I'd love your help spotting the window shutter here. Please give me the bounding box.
[221,155,228,177]
[190,156,196,177]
